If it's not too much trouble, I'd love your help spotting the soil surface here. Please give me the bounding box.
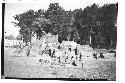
[4,47,116,80]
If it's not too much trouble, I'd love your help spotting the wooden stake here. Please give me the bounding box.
[82,63,83,69]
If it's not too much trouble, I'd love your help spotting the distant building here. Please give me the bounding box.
[61,41,77,50]
[31,33,58,50]
[45,33,58,44]
[4,39,23,47]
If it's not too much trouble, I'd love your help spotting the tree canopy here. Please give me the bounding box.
[12,3,118,49]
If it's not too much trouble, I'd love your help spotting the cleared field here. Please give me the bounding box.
[4,47,116,80]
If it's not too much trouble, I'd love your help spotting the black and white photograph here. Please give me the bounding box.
[2,0,118,81]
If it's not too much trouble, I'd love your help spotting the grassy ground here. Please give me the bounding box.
[4,47,116,80]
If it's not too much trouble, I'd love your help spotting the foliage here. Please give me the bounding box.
[16,35,22,40]
[12,3,118,49]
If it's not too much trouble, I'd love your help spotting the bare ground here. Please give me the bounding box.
[4,47,116,80]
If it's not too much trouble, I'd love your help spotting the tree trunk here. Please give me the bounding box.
[29,32,32,43]
[110,39,113,49]
[89,35,92,46]
[67,34,71,41]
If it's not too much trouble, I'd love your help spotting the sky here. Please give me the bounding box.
[4,0,117,37]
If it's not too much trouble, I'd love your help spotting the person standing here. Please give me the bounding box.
[27,42,31,56]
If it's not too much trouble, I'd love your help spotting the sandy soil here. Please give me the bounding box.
[4,47,116,80]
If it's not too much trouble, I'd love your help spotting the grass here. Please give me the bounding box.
[4,47,116,80]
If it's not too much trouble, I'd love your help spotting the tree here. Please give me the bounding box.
[12,3,117,49]
[44,3,79,42]
[73,4,99,45]
[73,3,117,49]
[16,35,22,40]
[32,14,51,39]
[100,3,118,49]
[13,10,37,44]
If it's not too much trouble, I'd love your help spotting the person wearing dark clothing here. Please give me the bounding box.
[58,57,61,63]
[75,47,78,55]
[93,53,97,59]
[52,49,55,58]
[99,53,105,59]
[58,45,61,49]
[69,48,71,51]
[72,61,77,66]
[27,42,31,56]
[49,49,51,57]
[79,53,82,59]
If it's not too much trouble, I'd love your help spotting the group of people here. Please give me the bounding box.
[43,43,108,65]
[93,53,105,59]
[39,44,84,66]
[25,41,107,66]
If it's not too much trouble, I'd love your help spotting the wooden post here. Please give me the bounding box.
[82,63,83,69]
